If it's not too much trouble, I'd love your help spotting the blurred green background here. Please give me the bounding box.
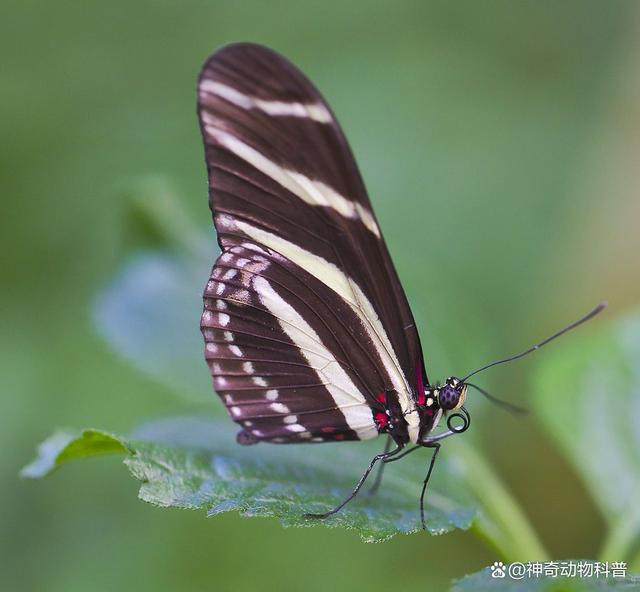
[3,2,640,591]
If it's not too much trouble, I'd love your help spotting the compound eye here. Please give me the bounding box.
[438,385,460,410]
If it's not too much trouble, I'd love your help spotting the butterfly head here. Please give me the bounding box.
[436,377,467,411]
[418,377,470,441]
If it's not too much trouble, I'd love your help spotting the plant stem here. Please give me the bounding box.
[599,489,640,568]
[448,438,550,562]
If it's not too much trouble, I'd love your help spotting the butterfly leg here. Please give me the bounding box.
[366,436,422,496]
[365,435,393,496]
[418,442,441,531]
[365,442,426,496]
[303,444,403,519]
[383,444,422,464]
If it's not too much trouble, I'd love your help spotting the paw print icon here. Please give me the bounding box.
[490,561,506,578]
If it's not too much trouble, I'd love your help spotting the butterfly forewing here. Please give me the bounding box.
[197,43,427,444]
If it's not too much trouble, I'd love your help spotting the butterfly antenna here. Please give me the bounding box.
[466,382,528,415]
[461,301,607,383]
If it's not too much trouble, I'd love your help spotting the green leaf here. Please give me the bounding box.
[20,429,130,478]
[452,564,639,591]
[533,310,640,566]
[23,417,494,543]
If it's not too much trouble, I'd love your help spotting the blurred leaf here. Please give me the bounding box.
[93,252,214,401]
[93,176,219,402]
[452,565,639,591]
[533,310,640,561]
[23,416,483,543]
[119,175,213,259]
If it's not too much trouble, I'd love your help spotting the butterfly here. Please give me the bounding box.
[196,42,605,527]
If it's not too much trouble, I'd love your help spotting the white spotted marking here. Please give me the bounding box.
[251,429,264,437]
[286,424,307,433]
[283,415,298,424]
[216,300,227,310]
[229,345,242,357]
[230,406,241,417]
[252,376,267,387]
[223,331,233,342]
[224,394,233,404]
[270,402,290,414]
[200,80,333,123]
[233,289,251,302]
[218,313,230,327]
[266,389,279,401]
[243,421,253,427]
[223,269,237,280]
[242,242,267,254]
[311,437,324,442]
[205,343,218,354]
[215,282,225,295]
[242,361,255,373]
[426,397,434,407]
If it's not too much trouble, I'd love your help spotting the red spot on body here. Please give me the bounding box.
[321,426,336,433]
[376,392,386,404]
[424,408,433,416]
[374,412,389,430]
[334,434,345,440]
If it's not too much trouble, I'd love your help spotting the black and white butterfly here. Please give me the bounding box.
[196,43,604,527]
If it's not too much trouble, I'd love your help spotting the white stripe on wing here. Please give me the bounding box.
[231,219,419,442]
[254,275,378,440]
[201,118,380,238]
[200,80,333,123]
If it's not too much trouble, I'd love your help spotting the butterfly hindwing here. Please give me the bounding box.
[203,243,380,442]
[197,43,427,444]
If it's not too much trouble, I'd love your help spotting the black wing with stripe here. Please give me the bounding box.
[197,43,428,444]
